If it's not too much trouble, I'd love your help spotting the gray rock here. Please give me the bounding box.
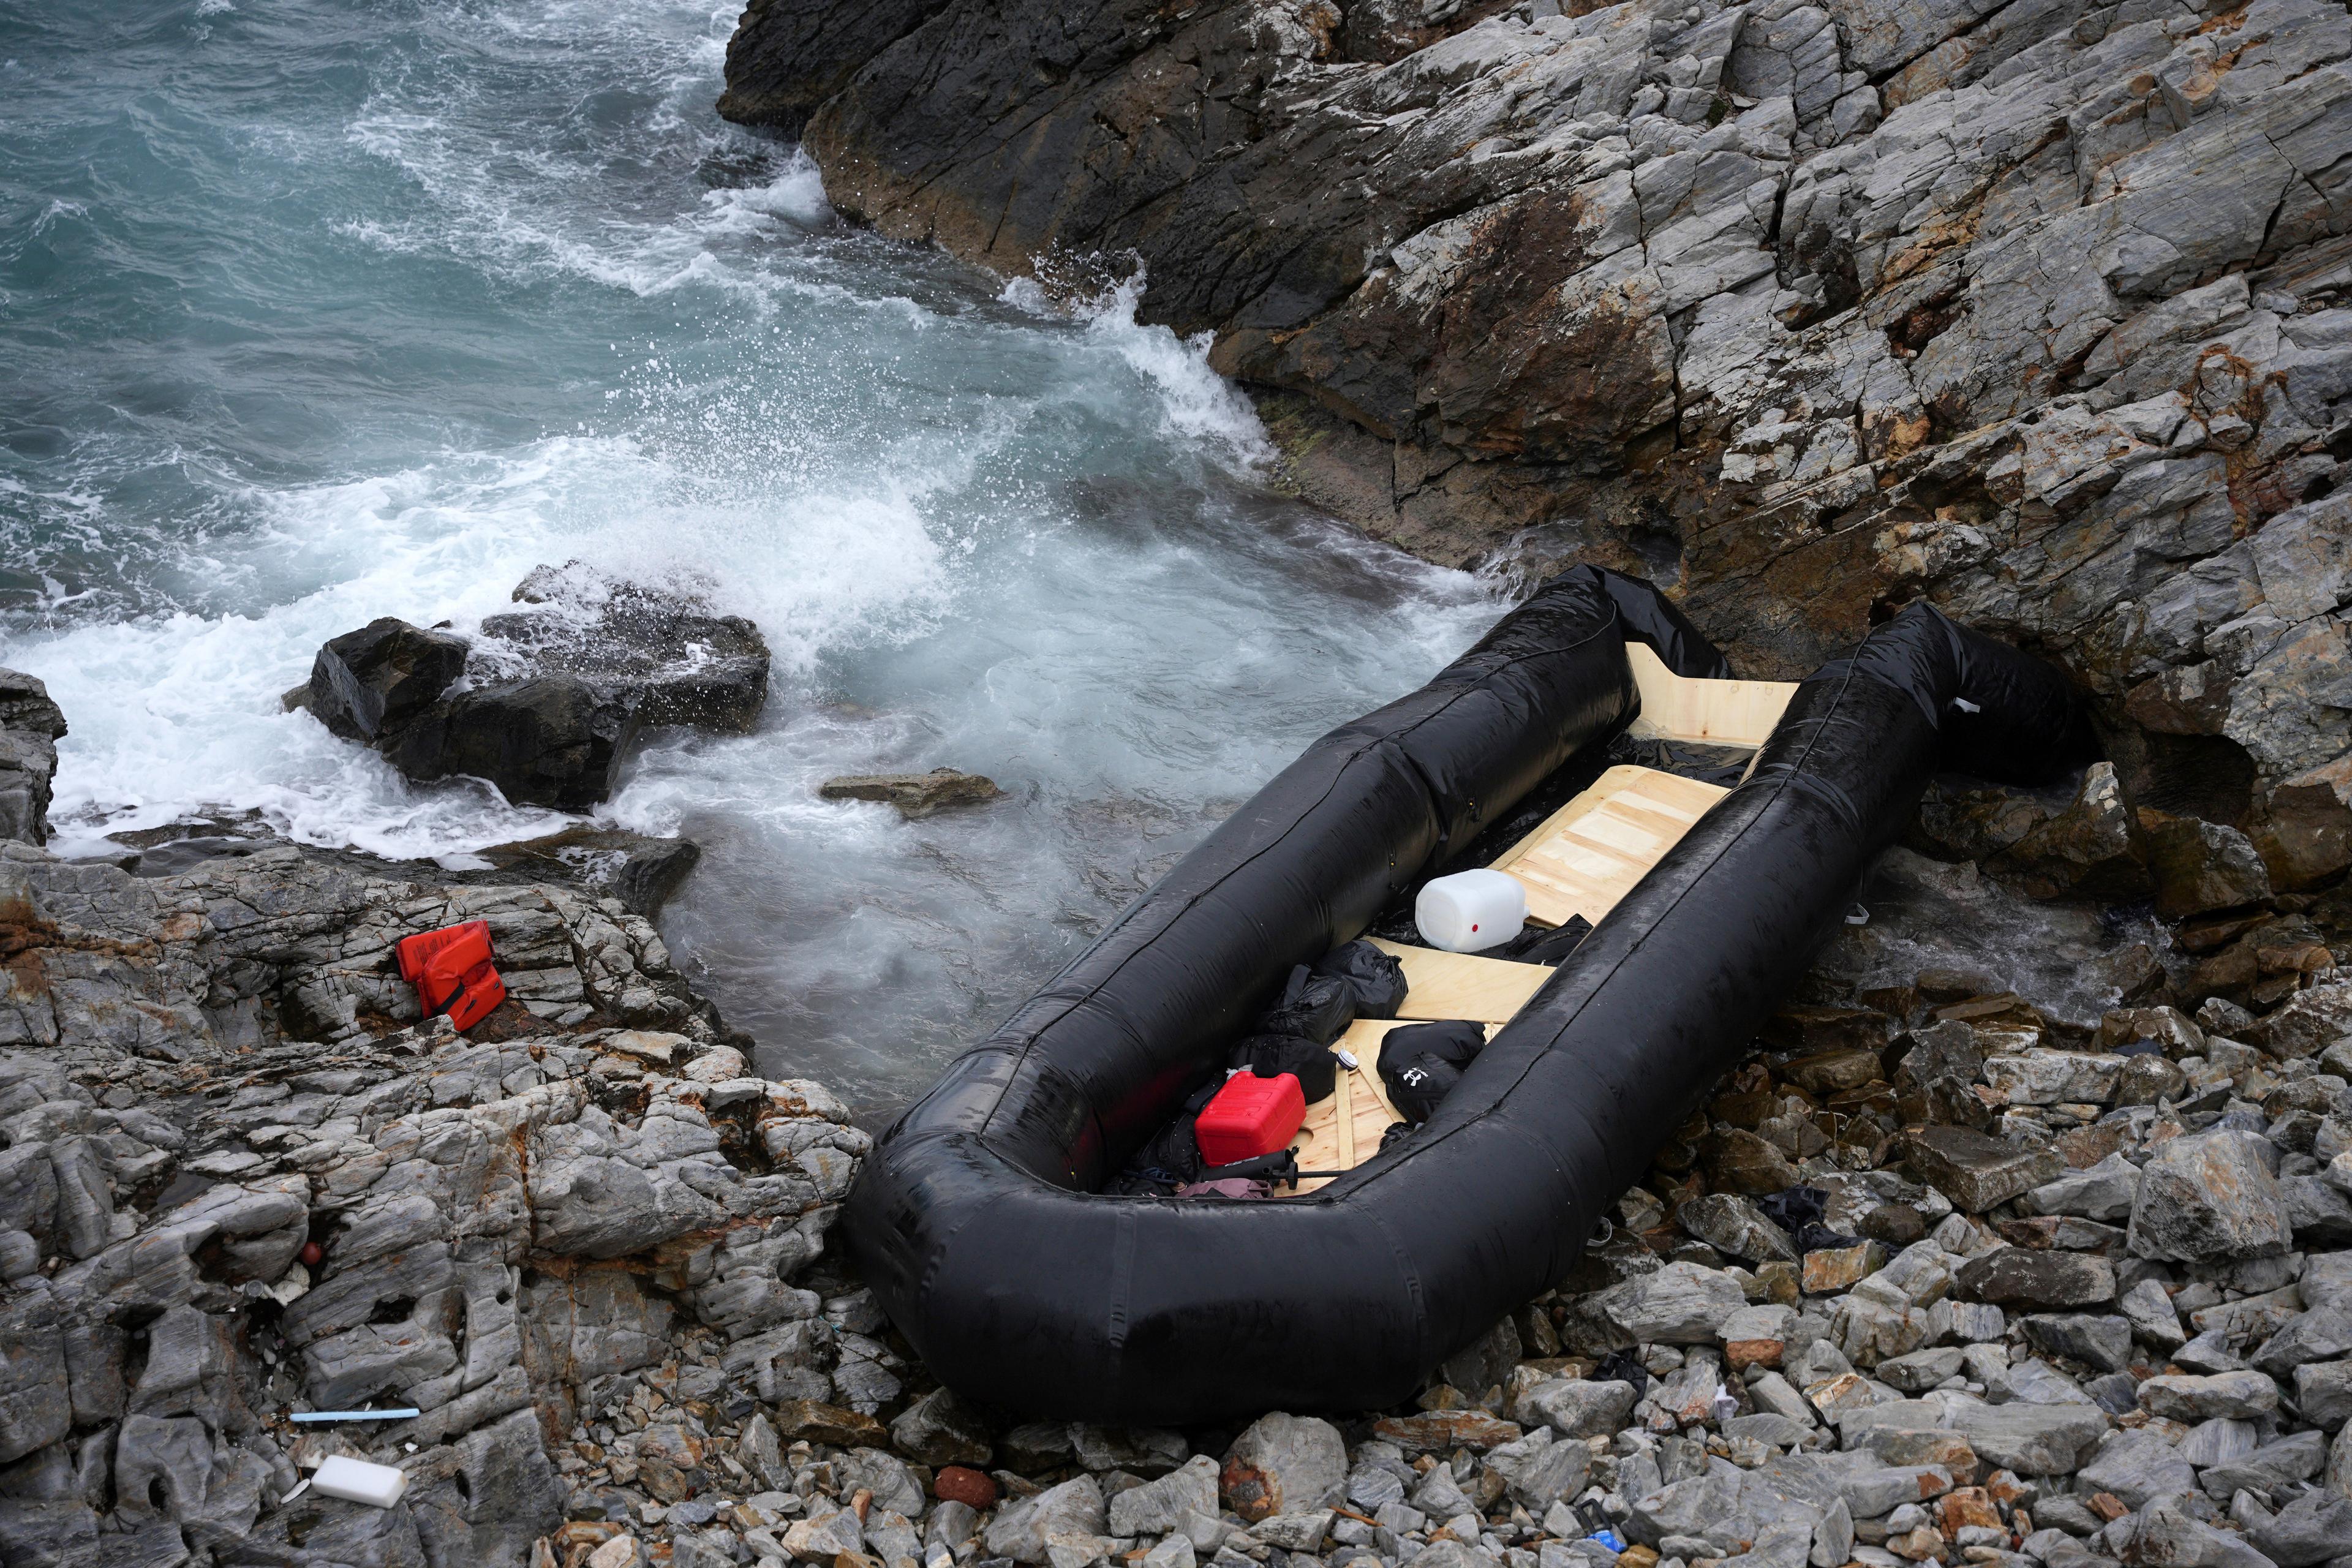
[2022,1315,2136,1374]
[2112,1493,2274,1568]
[2027,1156,2141,1223]
[2254,1301,2352,1378]
[1956,1248,2116,1309]
[1904,1128,2065,1213]
[1483,1428,1593,1512]
[2250,1487,2352,1567]
[1221,1412,1346,1522]
[891,1387,995,1467]
[1604,1262,1749,1344]
[2120,1278,2188,1352]
[2199,1429,2328,1502]
[1520,1378,1642,1439]
[1678,1194,1800,1264]
[984,1477,1106,1566]
[2128,1131,2293,1264]
[1110,1455,1219,1538]
[1940,1400,2109,1475]
[2294,1359,2352,1430]
[2138,1370,2282,1422]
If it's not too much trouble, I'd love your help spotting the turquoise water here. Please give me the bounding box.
[0,0,1498,1104]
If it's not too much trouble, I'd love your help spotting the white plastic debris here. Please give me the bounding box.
[1415,869,1527,952]
[1844,904,1870,926]
[290,1408,420,1423]
[1712,1383,1739,1423]
[1950,696,1982,713]
[1334,1049,1360,1071]
[310,1455,409,1509]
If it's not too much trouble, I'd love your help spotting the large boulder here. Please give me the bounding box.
[298,567,771,810]
[2127,1129,2293,1264]
[305,617,469,744]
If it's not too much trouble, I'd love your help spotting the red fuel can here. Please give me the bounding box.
[1194,1071,1306,1167]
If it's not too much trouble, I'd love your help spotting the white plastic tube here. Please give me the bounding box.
[310,1455,410,1508]
[1414,869,1528,952]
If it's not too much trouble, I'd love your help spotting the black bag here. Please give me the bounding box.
[1377,1019,1486,1125]
[1229,1034,1340,1104]
[1256,964,1355,1046]
[1311,939,1409,1020]
[1501,914,1592,965]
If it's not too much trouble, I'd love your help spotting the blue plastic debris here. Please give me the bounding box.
[1589,1529,1627,1552]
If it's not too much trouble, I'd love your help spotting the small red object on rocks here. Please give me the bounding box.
[299,1242,324,1267]
[933,1466,997,1510]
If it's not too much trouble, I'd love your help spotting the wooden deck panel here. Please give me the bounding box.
[1489,764,1729,927]
[1623,641,1798,748]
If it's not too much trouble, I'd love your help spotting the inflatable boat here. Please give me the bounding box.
[842,567,2092,1423]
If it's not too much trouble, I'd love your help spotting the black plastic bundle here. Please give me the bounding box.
[1311,940,1409,1020]
[1255,963,1356,1044]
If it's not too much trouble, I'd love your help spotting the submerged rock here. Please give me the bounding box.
[296,566,770,810]
[476,824,703,916]
[820,767,1005,818]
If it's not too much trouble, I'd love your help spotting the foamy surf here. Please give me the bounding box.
[0,0,1501,1104]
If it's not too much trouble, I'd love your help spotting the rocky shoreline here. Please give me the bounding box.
[13,2,2352,1542]
[717,0,2352,908]
[9,608,2352,1568]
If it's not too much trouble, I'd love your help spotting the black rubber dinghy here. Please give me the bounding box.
[843,567,2094,1423]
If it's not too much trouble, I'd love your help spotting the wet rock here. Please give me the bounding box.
[1903,1128,2063,1213]
[2128,1130,2293,1264]
[819,767,1005,818]
[0,669,68,846]
[477,826,703,916]
[306,617,470,745]
[1221,1412,1346,1522]
[304,568,771,809]
[388,674,643,812]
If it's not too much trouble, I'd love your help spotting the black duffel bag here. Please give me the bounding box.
[1377,1019,1487,1125]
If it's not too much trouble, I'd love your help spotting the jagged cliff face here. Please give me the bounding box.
[720,0,2352,900]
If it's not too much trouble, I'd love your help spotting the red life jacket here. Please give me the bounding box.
[396,919,508,1032]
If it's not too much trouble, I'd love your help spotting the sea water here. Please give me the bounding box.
[0,0,1500,1107]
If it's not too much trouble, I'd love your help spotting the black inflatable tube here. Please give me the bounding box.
[843,578,2092,1423]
